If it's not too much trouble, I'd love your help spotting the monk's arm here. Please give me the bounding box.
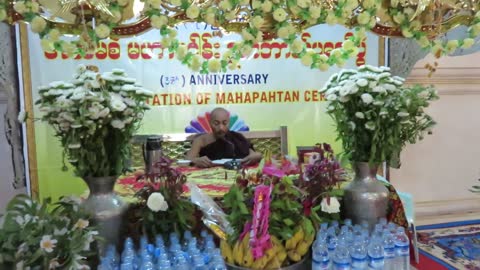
[186,136,213,167]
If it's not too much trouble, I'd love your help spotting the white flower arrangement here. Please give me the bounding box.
[0,195,99,269]
[34,64,152,177]
[320,65,438,167]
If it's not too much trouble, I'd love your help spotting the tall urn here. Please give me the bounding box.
[82,176,127,247]
[343,162,389,231]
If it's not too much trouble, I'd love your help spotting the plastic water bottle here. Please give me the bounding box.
[367,236,384,269]
[327,227,338,252]
[394,227,410,270]
[331,220,340,234]
[193,254,208,270]
[383,231,396,270]
[175,254,190,270]
[344,219,353,231]
[312,239,330,270]
[332,240,351,270]
[379,218,387,229]
[350,236,367,269]
[156,259,172,270]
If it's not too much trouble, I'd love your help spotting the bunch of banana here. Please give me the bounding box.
[220,239,234,264]
[251,235,287,269]
[285,220,315,262]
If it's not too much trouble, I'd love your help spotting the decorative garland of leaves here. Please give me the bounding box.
[0,0,479,73]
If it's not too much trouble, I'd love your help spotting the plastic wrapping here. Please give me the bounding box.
[188,182,233,240]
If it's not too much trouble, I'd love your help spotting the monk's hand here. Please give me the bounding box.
[241,153,262,165]
[192,156,213,168]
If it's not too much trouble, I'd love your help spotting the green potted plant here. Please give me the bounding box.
[0,195,99,269]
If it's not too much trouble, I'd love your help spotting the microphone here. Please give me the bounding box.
[221,137,236,159]
[222,137,241,170]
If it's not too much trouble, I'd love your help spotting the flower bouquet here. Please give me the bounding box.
[34,64,152,178]
[217,161,345,269]
[134,157,196,239]
[299,143,346,226]
[0,195,99,269]
[320,65,438,168]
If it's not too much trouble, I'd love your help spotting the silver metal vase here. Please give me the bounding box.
[343,162,389,231]
[82,176,127,247]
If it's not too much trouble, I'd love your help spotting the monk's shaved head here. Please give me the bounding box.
[209,107,230,138]
[210,107,229,119]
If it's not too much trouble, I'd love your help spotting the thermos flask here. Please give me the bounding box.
[143,136,163,175]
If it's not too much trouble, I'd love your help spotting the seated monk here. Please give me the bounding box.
[186,107,262,168]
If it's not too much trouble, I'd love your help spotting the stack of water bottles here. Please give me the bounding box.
[312,218,410,270]
[98,230,227,270]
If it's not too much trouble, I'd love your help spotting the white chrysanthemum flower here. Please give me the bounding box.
[176,45,188,60]
[349,86,359,94]
[277,27,290,39]
[326,94,337,101]
[98,107,110,118]
[250,16,265,29]
[136,88,154,96]
[273,8,287,22]
[301,52,314,67]
[40,38,54,52]
[208,59,222,73]
[462,38,475,49]
[339,96,349,103]
[54,227,68,236]
[290,39,304,54]
[240,44,253,57]
[147,192,169,212]
[110,93,127,112]
[111,119,125,129]
[356,79,368,87]
[357,12,370,25]
[15,215,24,225]
[68,143,81,149]
[241,28,255,41]
[95,24,111,39]
[190,55,202,71]
[365,121,375,130]
[309,5,321,19]
[218,0,232,10]
[320,197,340,214]
[40,235,57,253]
[361,93,373,104]
[151,15,168,29]
[261,1,272,12]
[373,100,384,106]
[149,0,162,7]
[383,84,397,91]
[186,5,200,19]
[372,86,386,93]
[74,219,89,230]
[121,84,136,92]
[355,112,365,119]
[13,2,27,13]
[339,87,351,97]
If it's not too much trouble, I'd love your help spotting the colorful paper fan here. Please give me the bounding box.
[185,112,250,133]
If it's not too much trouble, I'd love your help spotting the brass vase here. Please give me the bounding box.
[82,176,127,247]
[343,162,389,231]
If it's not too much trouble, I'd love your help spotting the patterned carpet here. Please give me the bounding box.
[417,219,480,270]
